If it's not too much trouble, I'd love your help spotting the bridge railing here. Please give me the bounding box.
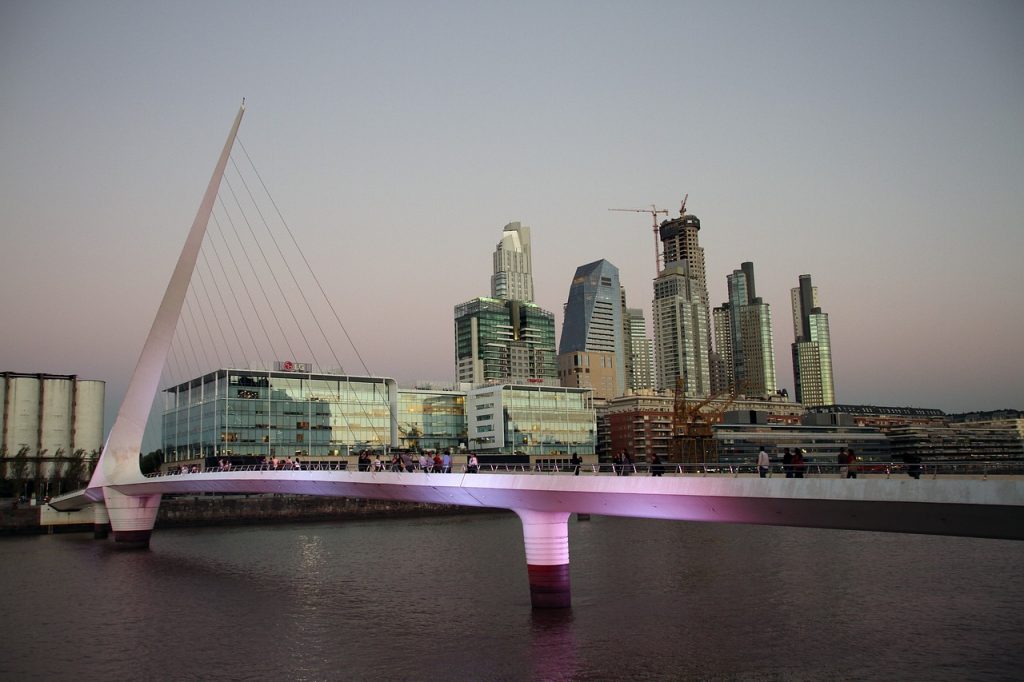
[146,460,1024,479]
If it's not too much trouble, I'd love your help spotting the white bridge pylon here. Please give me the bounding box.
[59,104,247,544]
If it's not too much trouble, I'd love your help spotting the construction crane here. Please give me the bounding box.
[671,378,741,465]
[609,204,669,274]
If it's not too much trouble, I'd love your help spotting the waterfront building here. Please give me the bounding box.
[464,383,595,459]
[885,421,1024,462]
[652,210,713,397]
[604,390,674,461]
[624,306,655,392]
[653,262,711,396]
[791,274,836,406]
[711,306,733,394]
[396,388,466,452]
[602,390,804,461]
[491,221,534,303]
[0,371,105,498]
[557,259,625,398]
[714,262,777,396]
[454,297,558,385]
[714,417,890,465]
[557,352,618,400]
[804,404,946,430]
[162,368,397,465]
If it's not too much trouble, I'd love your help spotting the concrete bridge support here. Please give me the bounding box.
[92,502,110,539]
[103,488,162,548]
[515,509,571,609]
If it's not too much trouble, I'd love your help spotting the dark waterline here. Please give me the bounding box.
[1,513,1022,680]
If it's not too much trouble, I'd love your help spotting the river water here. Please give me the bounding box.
[1,512,1022,681]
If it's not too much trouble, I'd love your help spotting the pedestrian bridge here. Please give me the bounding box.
[50,464,1024,607]
[54,464,1024,541]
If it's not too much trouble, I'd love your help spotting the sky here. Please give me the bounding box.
[2,0,1022,447]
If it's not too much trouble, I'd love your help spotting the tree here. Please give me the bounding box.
[50,447,67,497]
[64,449,88,491]
[140,449,163,475]
[31,448,48,501]
[10,446,30,499]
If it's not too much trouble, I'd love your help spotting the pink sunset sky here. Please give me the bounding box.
[2,2,1022,445]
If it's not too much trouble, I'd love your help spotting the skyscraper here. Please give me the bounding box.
[454,297,557,385]
[711,305,733,392]
[491,222,534,303]
[717,262,777,396]
[652,208,713,396]
[557,259,624,398]
[791,274,836,406]
[624,306,655,391]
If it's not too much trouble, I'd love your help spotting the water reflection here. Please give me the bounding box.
[2,516,1023,680]
[529,609,579,682]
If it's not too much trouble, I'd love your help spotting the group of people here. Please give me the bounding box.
[837,448,859,478]
[265,456,303,471]
[356,450,459,474]
[779,447,808,478]
[611,450,635,475]
[760,447,863,478]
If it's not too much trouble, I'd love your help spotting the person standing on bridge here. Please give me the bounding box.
[782,448,793,478]
[442,451,451,473]
[570,452,582,476]
[758,446,771,478]
[468,453,479,473]
[792,449,806,478]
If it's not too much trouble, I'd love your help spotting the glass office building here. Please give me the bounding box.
[162,369,397,464]
[465,384,595,458]
[396,389,467,452]
[454,297,557,385]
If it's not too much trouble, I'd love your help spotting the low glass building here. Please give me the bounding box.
[396,388,467,452]
[714,421,890,465]
[465,384,595,459]
[162,369,397,465]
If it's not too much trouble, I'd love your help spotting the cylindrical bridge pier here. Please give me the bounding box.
[103,488,162,548]
[514,509,571,609]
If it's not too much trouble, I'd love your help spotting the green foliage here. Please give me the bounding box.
[64,449,88,490]
[140,449,163,475]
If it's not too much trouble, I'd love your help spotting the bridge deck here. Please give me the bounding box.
[51,470,1024,541]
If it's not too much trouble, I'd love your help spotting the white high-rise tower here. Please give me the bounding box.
[491,222,534,303]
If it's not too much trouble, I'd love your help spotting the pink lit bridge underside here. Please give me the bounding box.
[53,471,1024,608]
